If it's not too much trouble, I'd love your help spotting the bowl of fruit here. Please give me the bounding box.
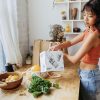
[0,72,23,90]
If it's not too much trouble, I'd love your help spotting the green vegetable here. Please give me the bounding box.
[32,91,42,97]
[52,83,60,89]
[28,74,60,97]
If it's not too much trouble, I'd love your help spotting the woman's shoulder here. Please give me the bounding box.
[92,29,100,39]
[82,27,100,39]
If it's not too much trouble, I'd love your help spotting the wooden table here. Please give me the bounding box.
[0,62,80,100]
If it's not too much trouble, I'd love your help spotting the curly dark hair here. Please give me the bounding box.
[82,0,100,30]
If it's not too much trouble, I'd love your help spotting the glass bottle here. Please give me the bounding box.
[65,24,71,32]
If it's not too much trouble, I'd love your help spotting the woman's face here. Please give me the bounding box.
[83,10,97,27]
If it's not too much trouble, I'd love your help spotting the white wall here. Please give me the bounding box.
[17,0,29,63]
[28,0,82,55]
[17,0,100,66]
[28,0,66,46]
[16,0,82,61]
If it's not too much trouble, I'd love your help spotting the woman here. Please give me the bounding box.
[50,0,100,100]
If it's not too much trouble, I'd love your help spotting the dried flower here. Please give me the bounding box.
[49,24,64,42]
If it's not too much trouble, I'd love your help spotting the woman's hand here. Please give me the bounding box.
[49,40,71,51]
[49,43,61,51]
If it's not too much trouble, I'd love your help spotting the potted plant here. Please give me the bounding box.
[60,10,67,20]
[49,24,64,42]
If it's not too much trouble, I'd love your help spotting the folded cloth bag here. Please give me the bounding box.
[40,51,64,72]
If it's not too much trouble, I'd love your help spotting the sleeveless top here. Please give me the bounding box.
[81,29,100,64]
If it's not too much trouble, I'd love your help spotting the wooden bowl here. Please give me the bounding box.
[0,72,23,90]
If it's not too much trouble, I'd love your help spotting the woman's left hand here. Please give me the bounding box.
[49,43,61,51]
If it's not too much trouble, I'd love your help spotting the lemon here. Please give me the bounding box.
[32,65,41,72]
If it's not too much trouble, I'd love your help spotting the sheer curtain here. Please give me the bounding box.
[0,40,6,72]
[0,0,22,70]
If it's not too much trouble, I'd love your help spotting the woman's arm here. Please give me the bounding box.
[65,31,97,64]
[69,32,85,46]
[50,32,85,51]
